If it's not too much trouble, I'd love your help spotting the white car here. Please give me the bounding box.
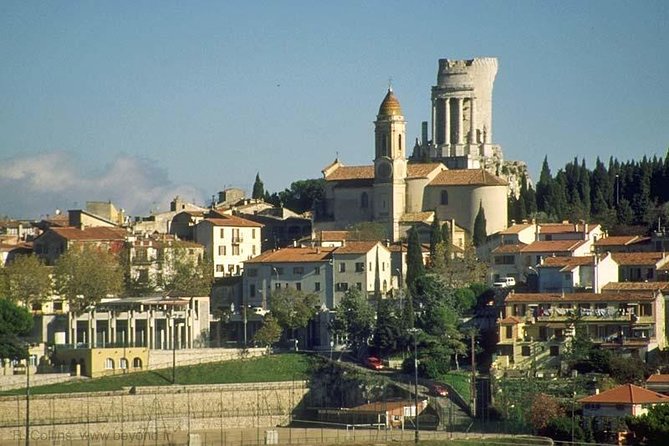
[493,277,516,288]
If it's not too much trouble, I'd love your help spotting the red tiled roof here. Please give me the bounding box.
[50,227,127,241]
[521,240,587,253]
[245,246,335,263]
[498,224,534,235]
[579,384,669,405]
[499,316,522,325]
[611,252,668,266]
[540,256,595,271]
[334,241,383,255]
[407,163,443,178]
[492,243,527,254]
[506,291,657,303]
[594,235,650,247]
[647,374,669,384]
[428,169,508,186]
[317,230,351,241]
[538,223,598,234]
[602,282,669,292]
[325,165,374,181]
[203,215,263,228]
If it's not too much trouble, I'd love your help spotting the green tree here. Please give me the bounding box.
[269,288,319,333]
[0,254,52,307]
[405,226,425,295]
[0,298,34,360]
[429,215,442,264]
[528,393,563,433]
[162,247,213,296]
[253,315,282,352]
[441,221,452,263]
[372,299,402,357]
[627,404,669,445]
[331,288,375,356]
[268,179,325,213]
[347,222,388,241]
[472,202,487,247]
[55,245,124,313]
[252,173,265,200]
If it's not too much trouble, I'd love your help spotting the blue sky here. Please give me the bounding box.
[1,1,667,218]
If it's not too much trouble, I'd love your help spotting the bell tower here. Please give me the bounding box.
[373,88,407,241]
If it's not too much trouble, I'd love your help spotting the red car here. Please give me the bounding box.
[431,384,448,397]
[365,356,384,370]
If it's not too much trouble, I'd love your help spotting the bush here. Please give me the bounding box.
[541,416,584,442]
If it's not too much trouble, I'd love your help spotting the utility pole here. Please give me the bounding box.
[407,328,420,444]
[25,353,30,446]
[471,332,477,417]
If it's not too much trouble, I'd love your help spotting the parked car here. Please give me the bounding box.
[364,356,384,370]
[430,384,448,397]
[493,277,516,288]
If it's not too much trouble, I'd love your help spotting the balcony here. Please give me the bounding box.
[231,236,244,244]
[526,308,636,323]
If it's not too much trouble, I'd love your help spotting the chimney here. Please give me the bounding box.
[595,388,599,395]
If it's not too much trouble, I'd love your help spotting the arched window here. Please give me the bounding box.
[133,357,143,368]
[120,358,128,370]
[360,192,369,209]
[398,134,402,153]
[440,190,449,205]
[381,135,388,156]
[105,358,115,370]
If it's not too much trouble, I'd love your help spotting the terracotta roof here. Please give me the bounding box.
[50,227,127,241]
[387,242,430,253]
[245,246,335,263]
[538,223,598,234]
[602,282,669,292]
[647,374,669,384]
[521,240,587,253]
[611,252,669,266]
[506,291,657,303]
[499,224,534,235]
[579,384,669,405]
[202,215,263,228]
[407,163,444,178]
[334,241,383,255]
[350,400,421,413]
[492,243,527,254]
[594,235,650,246]
[499,316,522,325]
[400,212,434,223]
[325,165,374,181]
[540,256,595,271]
[428,169,508,187]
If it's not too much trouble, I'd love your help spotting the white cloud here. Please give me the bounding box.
[0,152,205,218]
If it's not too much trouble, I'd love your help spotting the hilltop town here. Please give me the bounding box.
[2,57,669,444]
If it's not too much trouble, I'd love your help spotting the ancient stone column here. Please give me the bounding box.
[444,98,451,145]
[469,97,477,143]
[456,98,464,144]
[431,99,436,143]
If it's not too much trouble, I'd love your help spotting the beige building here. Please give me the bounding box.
[314,88,508,242]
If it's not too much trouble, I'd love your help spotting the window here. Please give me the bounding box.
[336,283,349,292]
[382,262,385,271]
[314,282,321,292]
[293,267,304,274]
[105,358,115,370]
[549,346,560,356]
[53,301,63,312]
[250,284,256,297]
[369,262,372,270]
[220,228,225,238]
[232,245,240,255]
[275,267,284,275]
[252,245,257,256]
[356,282,362,290]
[120,358,128,370]
[218,246,225,255]
[296,283,301,291]
[494,255,515,265]
[355,262,364,272]
[247,268,258,277]
[133,357,142,368]
[521,346,531,357]
[440,190,449,205]
[275,283,281,289]
[216,265,224,272]
[360,192,369,209]
[252,229,257,239]
[314,266,321,275]
[339,263,346,273]
[505,326,512,339]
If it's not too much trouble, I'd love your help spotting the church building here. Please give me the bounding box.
[313,64,509,242]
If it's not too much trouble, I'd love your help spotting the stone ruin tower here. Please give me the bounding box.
[412,57,504,173]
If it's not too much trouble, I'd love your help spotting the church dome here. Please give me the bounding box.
[378,88,403,117]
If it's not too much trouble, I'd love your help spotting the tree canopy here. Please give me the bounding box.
[54,245,124,313]
[269,288,319,332]
[331,288,375,357]
[0,254,52,306]
[252,173,265,199]
[162,247,213,296]
[405,226,425,296]
[472,202,487,247]
[0,298,33,360]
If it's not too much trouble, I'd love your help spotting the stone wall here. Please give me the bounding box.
[0,381,308,441]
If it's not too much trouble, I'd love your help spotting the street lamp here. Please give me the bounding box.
[407,327,421,444]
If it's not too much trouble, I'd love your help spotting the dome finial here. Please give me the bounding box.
[388,77,393,92]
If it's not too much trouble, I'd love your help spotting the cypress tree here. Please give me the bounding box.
[405,226,425,295]
[441,221,452,263]
[536,156,553,214]
[473,201,487,247]
[429,214,442,263]
[252,173,265,200]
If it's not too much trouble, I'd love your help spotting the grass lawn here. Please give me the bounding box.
[0,353,319,396]
[421,439,551,446]
[439,370,471,402]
